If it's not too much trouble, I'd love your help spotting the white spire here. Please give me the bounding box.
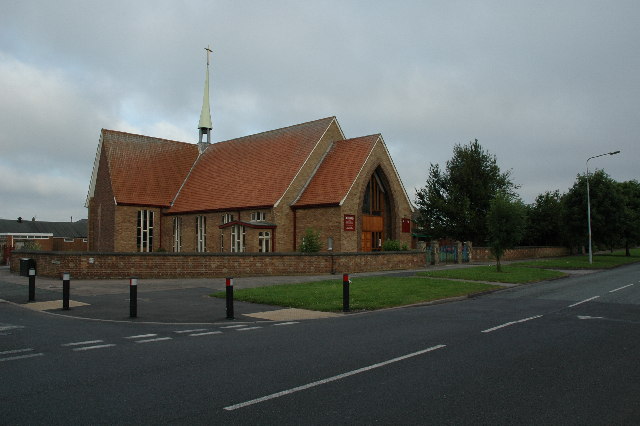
[198,46,213,153]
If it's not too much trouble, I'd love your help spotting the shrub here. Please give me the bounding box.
[300,228,322,252]
[382,239,402,251]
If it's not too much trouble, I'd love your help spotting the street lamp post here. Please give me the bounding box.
[586,150,620,264]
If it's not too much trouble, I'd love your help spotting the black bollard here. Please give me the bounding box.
[130,277,138,318]
[343,273,350,312]
[226,277,234,320]
[62,272,70,310]
[28,268,36,302]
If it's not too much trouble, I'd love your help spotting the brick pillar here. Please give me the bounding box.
[430,240,439,265]
[465,241,473,263]
[455,241,462,264]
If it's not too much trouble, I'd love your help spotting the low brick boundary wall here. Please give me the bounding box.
[9,250,429,279]
[472,246,570,262]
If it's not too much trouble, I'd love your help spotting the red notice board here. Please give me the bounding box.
[402,218,411,233]
[344,214,356,231]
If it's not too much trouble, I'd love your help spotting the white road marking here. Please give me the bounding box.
[174,329,207,334]
[72,344,116,351]
[220,325,248,329]
[609,284,634,293]
[134,337,172,343]
[0,353,44,362]
[236,327,262,332]
[577,315,605,320]
[189,331,222,337]
[62,340,103,347]
[125,334,157,339]
[224,344,446,411]
[481,315,543,333]
[0,348,35,355]
[273,322,300,326]
[568,296,600,308]
[0,324,24,331]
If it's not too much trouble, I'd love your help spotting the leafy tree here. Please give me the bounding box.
[415,139,517,244]
[562,170,624,252]
[299,228,322,252]
[522,190,565,246]
[486,192,526,272]
[618,180,640,256]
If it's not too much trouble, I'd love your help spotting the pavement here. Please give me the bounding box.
[0,261,530,324]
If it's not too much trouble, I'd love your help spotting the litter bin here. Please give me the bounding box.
[19,258,36,277]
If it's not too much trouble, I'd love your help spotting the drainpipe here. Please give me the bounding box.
[292,208,297,251]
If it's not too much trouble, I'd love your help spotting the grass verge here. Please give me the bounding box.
[418,265,567,283]
[514,251,640,269]
[212,276,502,312]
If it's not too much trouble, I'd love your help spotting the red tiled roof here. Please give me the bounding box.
[168,117,336,213]
[102,130,199,207]
[293,135,379,208]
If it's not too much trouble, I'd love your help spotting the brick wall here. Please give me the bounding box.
[9,250,427,279]
[472,246,570,261]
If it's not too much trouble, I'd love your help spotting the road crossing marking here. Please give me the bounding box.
[62,340,104,347]
[73,344,116,351]
[481,315,543,333]
[189,331,222,337]
[224,344,447,411]
[125,333,157,339]
[134,337,172,343]
[236,327,262,332]
[220,325,248,329]
[174,329,207,334]
[273,322,300,326]
[0,348,44,362]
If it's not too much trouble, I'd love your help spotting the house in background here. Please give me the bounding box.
[0,218,88,264]
[85,51,414,254]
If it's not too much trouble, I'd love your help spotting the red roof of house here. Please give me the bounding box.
[294,135,379,208]
[102,130,199,207]
[168,116,337,213]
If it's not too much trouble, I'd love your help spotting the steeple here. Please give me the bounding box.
[198,46,213,154]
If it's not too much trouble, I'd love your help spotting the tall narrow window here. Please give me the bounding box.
[221,213,234,224]
[231,224,245,252]
[172,217,182,252]
[137,210,154,252]
[196,215,207,252]
[258,231,271,252]
[220,232,224,253]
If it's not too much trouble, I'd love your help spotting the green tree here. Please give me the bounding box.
[522,190,565,246]
[486,192,526,272]
[299,228,322,253]
[562,170,624,252]
[618,180,640,256]
[415,139,517,244]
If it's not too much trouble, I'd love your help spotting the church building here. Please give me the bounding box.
[86,50,414,253]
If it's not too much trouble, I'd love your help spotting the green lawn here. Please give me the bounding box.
[418,265,567,283]
[514,251,640,269]
[212,276,502,312]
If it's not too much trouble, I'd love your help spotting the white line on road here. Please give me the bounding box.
[189,331,222,336]
[220,325,248,329]
[236,327,262,332]
[174,329,207,334]
[72,344,116,351]
[61,340,104,347]
[609,284,634,293]
[134,337,172,343]
[224,344,446,411]
[125,334,157,339]
[481,315,543,333]
[0,353,44,362]
[0,348,34,355]
[568,296,600,308]
[577,315,605,320]
[273,322,300,326]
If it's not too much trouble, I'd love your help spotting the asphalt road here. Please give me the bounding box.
[1,263,639,424]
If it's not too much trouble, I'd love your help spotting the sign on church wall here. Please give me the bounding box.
[344,214,356,231]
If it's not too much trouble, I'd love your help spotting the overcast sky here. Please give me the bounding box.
[1,0,638,222]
